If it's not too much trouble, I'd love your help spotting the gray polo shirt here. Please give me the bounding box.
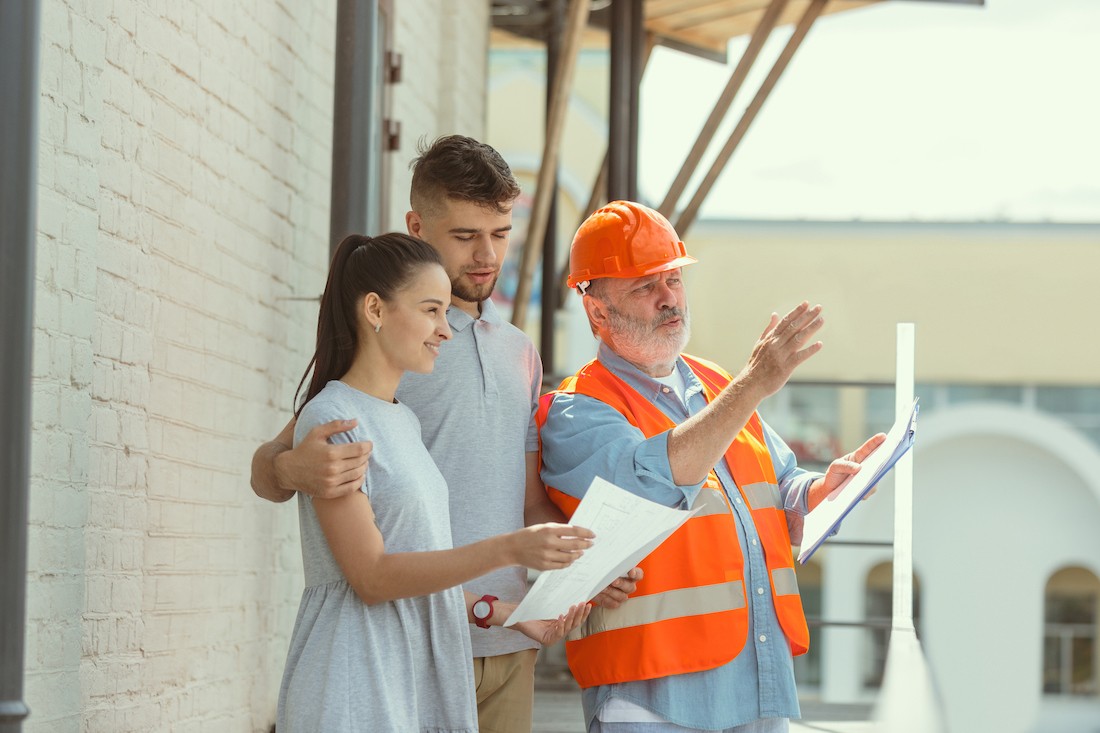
[397,297,542,658]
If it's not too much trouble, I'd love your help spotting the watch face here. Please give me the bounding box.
[473,600,490,620]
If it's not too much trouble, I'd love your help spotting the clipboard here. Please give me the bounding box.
[797,397,919,564]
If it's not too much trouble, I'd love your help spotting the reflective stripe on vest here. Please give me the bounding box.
[537,354,809,688]
[772,567,800,596]
[692,486,734,517]
[683,354,809,656]
[742,482,782,511]
[567,580,746,640]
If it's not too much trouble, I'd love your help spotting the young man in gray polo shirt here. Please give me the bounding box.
[252,135,638,733]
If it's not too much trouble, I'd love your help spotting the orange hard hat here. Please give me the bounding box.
[567,200,697,291]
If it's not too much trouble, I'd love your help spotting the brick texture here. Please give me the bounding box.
[27,1,488,731]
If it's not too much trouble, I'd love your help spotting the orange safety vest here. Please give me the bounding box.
[536,354,809,689]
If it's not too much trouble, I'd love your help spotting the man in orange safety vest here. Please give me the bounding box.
[538,200,886,733]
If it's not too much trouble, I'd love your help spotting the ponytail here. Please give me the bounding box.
[294,233,442,414]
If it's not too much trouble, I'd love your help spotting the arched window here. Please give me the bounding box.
[1043,566,1100,696]
[864,561,921,688]
[794,559,822,687]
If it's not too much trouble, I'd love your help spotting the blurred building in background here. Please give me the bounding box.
[17,1,1099,732]
[489,27,1100,733]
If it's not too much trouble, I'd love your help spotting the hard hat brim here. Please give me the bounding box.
[567,254,698,289]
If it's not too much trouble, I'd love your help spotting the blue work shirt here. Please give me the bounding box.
[539,343,820,730]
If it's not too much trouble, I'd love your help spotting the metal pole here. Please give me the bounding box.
[607,0,642,201]
[657,0,789,218]
[555,37,654,307]
[555,152,607,307]
[330,0,382,256]
[540,0,564,373]
[0,0,41,729]
[627,7,644,199]
[674,0,827,235]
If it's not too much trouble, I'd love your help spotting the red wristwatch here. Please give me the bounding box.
[472,594,498,629]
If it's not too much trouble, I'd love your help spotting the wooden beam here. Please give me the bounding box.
[674,0,827,235]
[647,0,767,29]
[645,0,764,17]
[657,0,790,218]
[511,0,592,330]
[646,0,878,53]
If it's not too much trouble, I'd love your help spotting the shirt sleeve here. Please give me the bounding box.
[762,419,822,546]
[539,392,706,508]
[295,396,371,496]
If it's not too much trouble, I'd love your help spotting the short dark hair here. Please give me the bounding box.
[409,135,520,217]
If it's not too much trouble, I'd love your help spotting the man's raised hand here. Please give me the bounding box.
[739,301,824,400]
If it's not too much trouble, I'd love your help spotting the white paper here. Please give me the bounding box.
[797,397,919,564]
[504,476,697,626]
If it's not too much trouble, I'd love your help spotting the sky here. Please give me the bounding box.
[638,0,1100,222]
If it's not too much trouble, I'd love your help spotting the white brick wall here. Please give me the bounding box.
[27,1,489,731]
[387,0,490,228]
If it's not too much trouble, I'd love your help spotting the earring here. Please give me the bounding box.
[374,323,381,333]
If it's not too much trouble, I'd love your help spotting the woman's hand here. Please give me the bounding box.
[505,523,594,571]
[511,602,591,647]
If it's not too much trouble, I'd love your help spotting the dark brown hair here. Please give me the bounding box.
[294,233,442,413]
[409,135,521,216]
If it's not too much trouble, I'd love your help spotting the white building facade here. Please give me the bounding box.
[806,404,1100,733]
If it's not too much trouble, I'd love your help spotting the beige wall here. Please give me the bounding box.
[684,220,1100,385]
[28,1,489,731]
[488,47,608,227]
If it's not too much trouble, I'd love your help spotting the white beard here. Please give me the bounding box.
[605,305,691,376]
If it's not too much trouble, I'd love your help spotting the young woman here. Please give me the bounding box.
[277,233,592,732]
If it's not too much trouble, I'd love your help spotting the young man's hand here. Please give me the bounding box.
[275,419,371,499]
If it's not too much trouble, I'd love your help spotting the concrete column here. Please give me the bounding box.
[821,549,870,702]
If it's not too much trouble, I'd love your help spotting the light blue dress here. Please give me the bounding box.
[277,380,477,733]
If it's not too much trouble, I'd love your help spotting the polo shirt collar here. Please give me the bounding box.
[446,296,503,332]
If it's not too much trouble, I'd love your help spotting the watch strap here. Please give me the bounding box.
[473,594,498,629]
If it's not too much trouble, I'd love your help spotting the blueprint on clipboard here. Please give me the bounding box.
[797,397,919,564]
